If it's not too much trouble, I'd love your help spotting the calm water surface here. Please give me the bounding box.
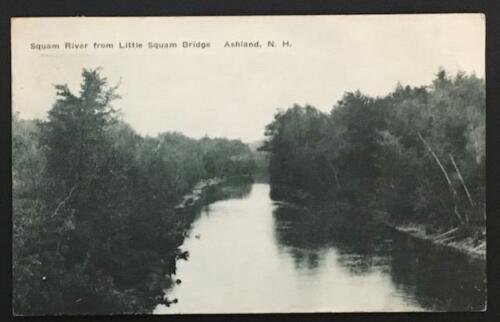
[154,183,485,313]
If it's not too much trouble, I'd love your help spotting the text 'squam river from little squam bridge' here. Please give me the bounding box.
[154,183,485,313]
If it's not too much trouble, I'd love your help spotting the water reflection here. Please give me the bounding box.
[272,202,486,311]
[155,183,485,314]
[272,204,392,276]
[389,232,486,311]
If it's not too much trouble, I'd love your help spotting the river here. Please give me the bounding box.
[154,183,485,313]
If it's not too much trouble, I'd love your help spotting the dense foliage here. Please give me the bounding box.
[12,69,256,314]
[262,70,485,230]
[12,68,485,314]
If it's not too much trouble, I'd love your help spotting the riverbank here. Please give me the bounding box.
[270,185,486,261]
[382,220,486,261]
[268,182,486,262]
[175,176,255,211]
[175,177,224,210]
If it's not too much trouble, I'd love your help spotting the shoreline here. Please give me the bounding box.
[175,177,224,210]
[382,221,486,261]
[262,184,486,262]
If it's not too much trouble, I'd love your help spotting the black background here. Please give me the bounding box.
[0,1,498,322]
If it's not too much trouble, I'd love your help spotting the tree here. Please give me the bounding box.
[14,67,260,314]
[262,70,485,231]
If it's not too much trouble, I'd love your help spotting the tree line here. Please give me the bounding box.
[12,68,256,314]
[261,70,485,231]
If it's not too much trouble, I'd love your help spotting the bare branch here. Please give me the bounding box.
[449,153,475,207]
[52,184,79,218]
[417,132,464,224]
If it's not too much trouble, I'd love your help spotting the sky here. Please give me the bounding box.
[12,14,485,142]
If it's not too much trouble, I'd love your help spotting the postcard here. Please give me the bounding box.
[11,14,485,315]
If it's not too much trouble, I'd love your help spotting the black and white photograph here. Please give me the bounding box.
[11,14,486,315]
